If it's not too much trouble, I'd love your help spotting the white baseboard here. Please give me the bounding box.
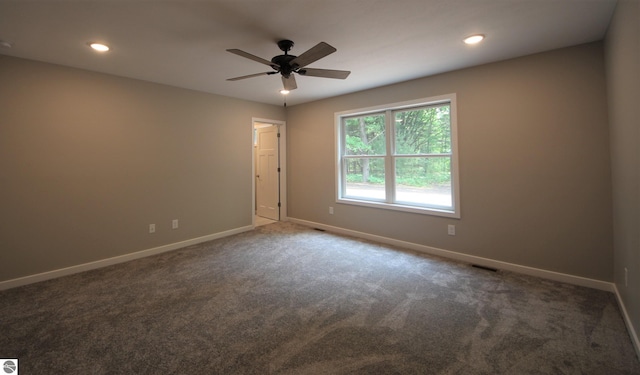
[0,225,253,291]
[614,284,640,360]
[288,218,614,292]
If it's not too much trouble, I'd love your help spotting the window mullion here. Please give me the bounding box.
[385,109,394,204]
[340,118,346,198]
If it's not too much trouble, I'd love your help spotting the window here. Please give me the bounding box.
[336,94,459,218]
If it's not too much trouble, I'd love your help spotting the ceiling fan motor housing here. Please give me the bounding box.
[271,54,297,77]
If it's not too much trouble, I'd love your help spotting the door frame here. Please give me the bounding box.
[252,118,287,227]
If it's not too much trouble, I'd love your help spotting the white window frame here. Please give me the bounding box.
[335,94,460,219]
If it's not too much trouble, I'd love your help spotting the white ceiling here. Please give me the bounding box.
[0,0,617,106]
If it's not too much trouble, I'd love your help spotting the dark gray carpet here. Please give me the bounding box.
[1,222,638,374]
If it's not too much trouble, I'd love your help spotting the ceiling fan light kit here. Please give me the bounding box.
[226,39,350,93]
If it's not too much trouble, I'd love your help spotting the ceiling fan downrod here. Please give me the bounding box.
[276,39,295,53]
[272,40,297,78]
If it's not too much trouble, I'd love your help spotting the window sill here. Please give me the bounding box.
[337,197,460,219]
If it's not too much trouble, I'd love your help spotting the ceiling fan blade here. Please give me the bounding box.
[282,75,297,91]
[290,42,336,69]
[227,72,275,81]
[298,68,351,79]
[227,49,278,68]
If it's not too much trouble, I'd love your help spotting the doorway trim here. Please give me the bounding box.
[252,118,287,227]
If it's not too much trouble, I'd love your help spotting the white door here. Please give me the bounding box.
[256,126,279,220]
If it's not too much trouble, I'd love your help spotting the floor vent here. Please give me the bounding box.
[472,264,498,272]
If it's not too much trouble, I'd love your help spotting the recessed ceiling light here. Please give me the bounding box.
[463,34,485,45]
[280,89,290,95]
[89,42,110,52]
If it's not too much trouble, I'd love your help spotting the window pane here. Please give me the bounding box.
[395,157,452,208]
[395,105,451,155]
[344,114,386,156]
[344,157,385,200]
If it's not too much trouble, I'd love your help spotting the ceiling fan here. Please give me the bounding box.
[226,39,350,91]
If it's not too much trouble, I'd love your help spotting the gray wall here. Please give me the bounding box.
[605,0,640,348]
[0,55,285,282]
[287,42,613,281]
[0,39,622,290]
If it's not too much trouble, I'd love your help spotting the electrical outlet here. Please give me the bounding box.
[625,267,628,287]
[172,219,179,229]
[448,224,456,236]
[329,206,334,215]
[149,224,156,233]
